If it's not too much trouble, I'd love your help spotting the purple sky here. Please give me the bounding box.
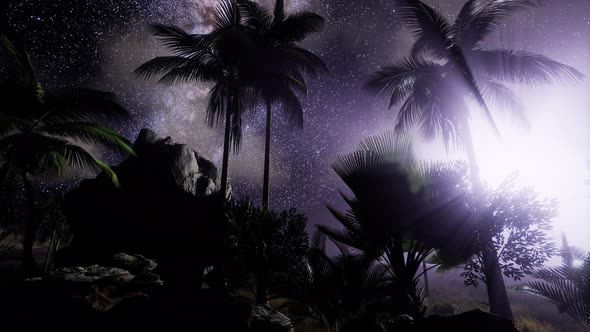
[4,0,589,248]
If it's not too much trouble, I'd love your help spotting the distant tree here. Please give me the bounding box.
[135,0,256,199]
[515,238,590,326]
[0,35,133,275]
[225,200,309,304]
[364,0,582,318]
[237,0,326,209]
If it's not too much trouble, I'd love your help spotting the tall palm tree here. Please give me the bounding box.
[238,0,326,209]
[319,132,475,319]
[135,0,255,199]
[365,0,583,319]
[0,35,134,275]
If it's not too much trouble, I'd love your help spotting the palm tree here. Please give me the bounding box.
[135,0,255,199]
[319,132,475,319]
[515,237,590,326]
[0,35,134,275]
[364,0,583,319]
[238,0,326,209]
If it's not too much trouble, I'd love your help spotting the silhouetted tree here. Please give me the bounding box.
[460,175,558,286]
[135,0,256,199]
[0,35,133,275]
[320,132,474,319]
[365,0,582,318]
[516,237,590,326]
[225,200,309,304]
[238,0,326,209]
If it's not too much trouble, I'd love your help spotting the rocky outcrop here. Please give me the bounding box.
[23,253,162,314]
[57,129,228,285]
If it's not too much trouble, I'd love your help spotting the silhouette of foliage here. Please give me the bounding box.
[136,0,262,199]
[366,0,582,148]
[320,132,474,319]
[225,200,310,304]
[281,231,388,331]
[237,0,326,209]
[461,176,558,287]
[515,238,590,326]
[0,34,133,275]
[365,0,580,318]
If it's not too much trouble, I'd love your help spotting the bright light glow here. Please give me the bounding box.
[573,259,584,268]
[472,84,590,250]
[414,83,590,250]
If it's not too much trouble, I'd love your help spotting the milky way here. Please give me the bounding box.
[3,1,590,245]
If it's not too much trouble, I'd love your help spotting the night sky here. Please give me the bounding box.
[3,0,590,247]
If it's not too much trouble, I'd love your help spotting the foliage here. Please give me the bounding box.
[515,238,590,326]
[365,0,583,148]
[461,176,558,286]
[0,35,133,186]
[319,132,473,319]
[282,232,388,331]
[0,34,133,274]
[237,0,326,208]
[224,200,310,303]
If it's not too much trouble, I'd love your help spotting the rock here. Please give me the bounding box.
[24,253,163,314]
[110,253,157,274]
[49,265,133,283]
[57,129,228,285]
[248,304,295,332]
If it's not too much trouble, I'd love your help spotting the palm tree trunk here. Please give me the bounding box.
[422,260,430,298]
[220,93,233,200]
[460,114,513,320]
[262,100,272,210]
[21,171,37,276]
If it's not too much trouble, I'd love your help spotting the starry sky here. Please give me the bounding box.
[2,0,590,248]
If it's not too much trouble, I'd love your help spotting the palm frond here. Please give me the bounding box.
[454,0,544,48]
[356,131,416,166]
[238,0,273,32]
[149,24,212,57]
[0,35,40,91]
[282,47,328,77]
[206,83,228,127]
[395,0,452,58]
[0,242,22,262]
[214,0,241,30]
[44,142,121,187]
[43,88,130,125]
[273,0,286,24]
[364,56,441,109]
[480,80,529,129]
[276,12,325,44]
[515,243,590,325]
[277,85,304,128]
[135,56,223,84]
[37,122,135,157]
[469,49,584,85]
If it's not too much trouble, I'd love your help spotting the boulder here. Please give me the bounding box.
[248,305,295,332]
[57,129,228,285]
